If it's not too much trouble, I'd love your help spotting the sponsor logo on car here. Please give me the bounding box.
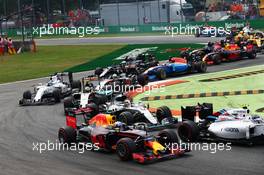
[224,128,239,132]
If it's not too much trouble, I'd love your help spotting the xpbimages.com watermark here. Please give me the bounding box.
[32,140,232,154]
[32,140,100,154]
[165,141,232,154]
[96,83,166,95]
[164,24,232,37]
[32,25,101,37]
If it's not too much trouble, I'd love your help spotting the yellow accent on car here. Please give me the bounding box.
[151,141,165,155]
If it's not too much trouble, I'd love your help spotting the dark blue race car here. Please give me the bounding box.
[137,57,207,86]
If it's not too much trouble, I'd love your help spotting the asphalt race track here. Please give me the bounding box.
[36,35,223,45]
[1,43,264,175]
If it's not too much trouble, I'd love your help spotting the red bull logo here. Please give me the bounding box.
[89,114,115,127]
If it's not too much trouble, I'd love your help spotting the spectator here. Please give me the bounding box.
[4,36,8,53]
[0,37,4,56]
[7,38,16,55]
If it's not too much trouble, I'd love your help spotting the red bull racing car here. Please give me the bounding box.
[181,41,257,65]
[58,109,189,163]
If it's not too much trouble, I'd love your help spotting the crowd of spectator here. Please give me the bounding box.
[0,36,16,56]
[207,0,259,19]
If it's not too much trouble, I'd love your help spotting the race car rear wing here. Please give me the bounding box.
[181,103,213,122]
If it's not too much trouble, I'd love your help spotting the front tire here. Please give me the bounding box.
[157,129,179,147]
[58,126,77,144]
[248,51,256,59]
[116,138,136,161]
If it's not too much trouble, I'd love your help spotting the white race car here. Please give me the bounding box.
[179,103,264,145]
[19,72,79,106]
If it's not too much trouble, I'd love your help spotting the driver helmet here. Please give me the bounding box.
[169,56,174,62]
[114,121,124,128]
[84,86,91,92]
[112,74,118,79]
[124,99,131,107]
[207,42,214,47]
[121,61,126,65]
[113,121,129,131]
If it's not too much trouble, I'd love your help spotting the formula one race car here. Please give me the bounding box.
[63,77,140,113]
[182,41,257,65]
[137,57,207,86]
[247,30,264,53]
[94,53,158,79]
[179,103,264,145]
[101,98,177,126]
[65,87,176,127]
[58,110,188,163]
[19,72,80,106]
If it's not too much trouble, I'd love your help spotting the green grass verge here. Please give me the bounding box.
[134,65,264,114]
[0,45,124,84]
[65,43,204,72]
[0,43,203,84]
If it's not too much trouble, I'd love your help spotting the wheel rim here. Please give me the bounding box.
[117,143,127,157]
[161,70,166,79]
[159,133,171,145]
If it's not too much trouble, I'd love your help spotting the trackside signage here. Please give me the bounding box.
[120,27,137,32]
[5,19,263,37]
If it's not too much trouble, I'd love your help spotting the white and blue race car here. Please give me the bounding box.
[179,103,264,146]
[137,57,207,86]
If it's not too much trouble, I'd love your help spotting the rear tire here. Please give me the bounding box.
[116,138,136,161]
[95,67,104,76]
[180,51,189,58]
[64,96,76,112]
[119,111,134,125]
[177,120,199,142]
[195,61,207,73]
[71,80,81,90]
[156,106,173,123]
[137,74,149,86]
[156,68,167,80]
[53,89,61,103]
[87,103,99,116]
[23,90,32,99]
[58,126,77,144]
[212,54,222,65]
[93,94,108,105]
